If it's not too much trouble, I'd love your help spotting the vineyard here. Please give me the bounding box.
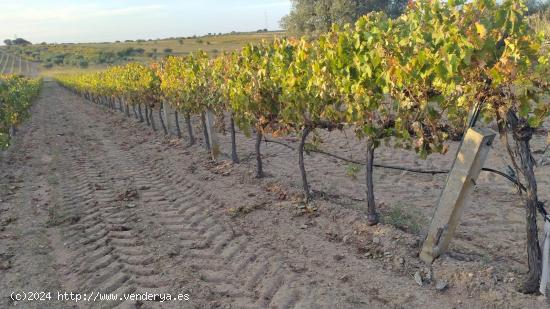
[0,50,39,76]
[1,0,550,308]
[57,0,550,278]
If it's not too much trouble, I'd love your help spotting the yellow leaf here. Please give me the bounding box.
[475,22,487,39]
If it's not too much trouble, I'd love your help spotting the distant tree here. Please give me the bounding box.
[78,60,89,68]
[98,51,115,64]
[3,38,31,46]
[117,47,137,58]
[15,38,29,45]
[114,47,145,57]
[51,54,65,65]
[178,39,184,45]
[280,0,408,36]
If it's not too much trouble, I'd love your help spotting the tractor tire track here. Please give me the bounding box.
[40,90,172,309]
[43,82,302,308]
[81,133,306,308]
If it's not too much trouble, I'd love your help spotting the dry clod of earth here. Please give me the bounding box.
[436,280,448,291]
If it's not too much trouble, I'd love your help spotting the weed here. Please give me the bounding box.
[480,254,492,266]
[381,203,426,234]
[345,163,361,179]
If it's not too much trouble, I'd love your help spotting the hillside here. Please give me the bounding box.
[0,31,284,76]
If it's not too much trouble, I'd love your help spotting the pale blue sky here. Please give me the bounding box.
[0,0,292,44]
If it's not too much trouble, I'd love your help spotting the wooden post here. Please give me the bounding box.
[204,109,221,161]
[420,127,496,263]
[540,220,550,296]
[163,101,175,135]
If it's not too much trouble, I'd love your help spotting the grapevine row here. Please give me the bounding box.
[56,0,550,291]
[8,53,15,74]
[0,74,42,148]
[1,53,9,74]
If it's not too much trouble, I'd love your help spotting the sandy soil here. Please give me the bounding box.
[0,81,549,309]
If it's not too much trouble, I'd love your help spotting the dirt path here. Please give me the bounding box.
[0,81,547,309]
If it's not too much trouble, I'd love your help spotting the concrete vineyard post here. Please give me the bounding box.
[420,128,496,263]
[205,109,221,161]
[163,101,176,135]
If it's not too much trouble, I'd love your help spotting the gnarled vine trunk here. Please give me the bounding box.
[230,115,239,163]
[145,105,150,126]
[365,138,379,225]
[507,111,542,294]
[255,130,264,178]
[159,106,167,134]
[125,101,130,117]
[299,126,312,201]
[137,104,144,122]
[201,112,211,151]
